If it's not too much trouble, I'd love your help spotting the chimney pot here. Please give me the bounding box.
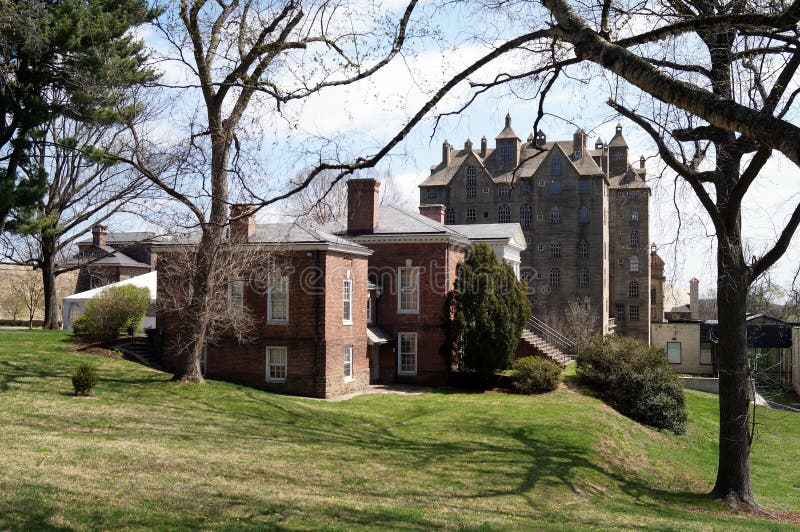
[442,140,451,166]
[465,138,473,151]
[347,178,380,234]
[535,130,546,147]
[480,136,488,158]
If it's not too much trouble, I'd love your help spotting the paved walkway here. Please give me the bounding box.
[324,384,432,402]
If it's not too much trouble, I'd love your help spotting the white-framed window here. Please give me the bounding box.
[343,345,353,381]
[466,170,476,199]
[616,304,625,321]
[445,208,455,224]
[578,206,590,224]
[630,255,639,272]
[483,187,490,194]
[575,148,582,159]
[398,267,420,313]
[579,240,589,258]
[551,156,562,176]
[427,188,437,201]
[342,278,353,324]
[266,346,287,382]
[550,242,561,259]
[267,274,289,324]
[537,243,544,252]
[667,341,681,364]
[466,208,476,222]
[398,332,417,375]
[498,205,511,223]
[466,166,476,179]
[520,205,532,228]
[227,280,244,315]
[630,208,639,222]
[538,179,546,187]
[536,213,544,222]
[367,294,373,324]
[629,280,639,298]
[630,230,639,248]
[550,207,561,224]
[629,304,641,321]
[578,269,588,288]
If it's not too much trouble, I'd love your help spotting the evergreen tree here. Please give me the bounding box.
[0,0,159,232]
[443,243,531,385]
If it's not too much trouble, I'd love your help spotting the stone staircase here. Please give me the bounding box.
[115,338,164,372]
[519,316,576,367]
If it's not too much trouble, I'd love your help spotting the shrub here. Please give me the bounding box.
[82,285,151,342]
[577,335,688,435]
[71,315,90,336]
[511,356,561,394]
[72,362,99,395]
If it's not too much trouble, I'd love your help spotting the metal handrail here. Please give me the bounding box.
[526,315,576,356]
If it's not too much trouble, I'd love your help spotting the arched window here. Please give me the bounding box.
[550,207,561,224]
[578,206,590,224]
[519,205,531,228]
[550,268,561,287]
[445,208,455,224]
[630,230,639,248]
[551,156,562,176]
[550,242,561,259]
[630,255,639,272]
[579,240,589,258]
[498,205,511,223]
[578,269,588,288]
[629,281,639,298]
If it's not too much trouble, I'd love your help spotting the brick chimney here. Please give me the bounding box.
[689,277,700,320]
[347,178,380,234]
[92,224,108,247]
[229,204,256,241]
[419,204,445,224]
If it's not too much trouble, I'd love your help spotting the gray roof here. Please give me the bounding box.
[327,205,468,240]
[449,223,522,241]
[608,167,648,189]
[609,128,628,147]
[421,140,605,188]
[77,231,157,245]
[156,222,369,253]
[79,246,151,268]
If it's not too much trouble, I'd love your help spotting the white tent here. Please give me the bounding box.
[62,271,157,331]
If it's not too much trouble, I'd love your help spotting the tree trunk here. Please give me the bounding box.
[710,232,756,505]
[171,120,230,384]
[41,236,60,330]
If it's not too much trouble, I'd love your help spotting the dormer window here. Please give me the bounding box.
[500,144,513,163]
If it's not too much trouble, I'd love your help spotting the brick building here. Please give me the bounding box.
[155,179,526,398]
[418,115,661,342]
[73,225,156,292]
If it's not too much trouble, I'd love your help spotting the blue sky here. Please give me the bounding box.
[117,1,800,299]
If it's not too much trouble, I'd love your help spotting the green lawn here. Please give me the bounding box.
[1,330,798,530]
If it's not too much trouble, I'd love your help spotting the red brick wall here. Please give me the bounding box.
[157,248,370,398]
[365,241,467,385]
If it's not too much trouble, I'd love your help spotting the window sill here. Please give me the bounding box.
[344,376,353,383]
[266,378,287,383]
[398,371,417,376]
[342,320,353,326]
[267,320,289,325]
[397,310,419,315]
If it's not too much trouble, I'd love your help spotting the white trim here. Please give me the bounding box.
[342,278,353,325]
[267,275,289,324]
[227,280,244,315]
[343,345,353,382]
[266,346,287,382]
[397,267,420,314]
[398,332,418,375]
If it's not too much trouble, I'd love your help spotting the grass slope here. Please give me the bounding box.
[0,330,798,530]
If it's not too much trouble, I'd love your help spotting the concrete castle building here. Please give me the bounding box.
[419,114,656,341]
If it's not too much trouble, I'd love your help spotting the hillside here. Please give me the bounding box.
[0,330,798,530]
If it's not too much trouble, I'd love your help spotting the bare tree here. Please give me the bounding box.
[2,114,151,329]
[563,299,599,351]
[285,170,410,226]
[115,0,420,383]
[7,268,44,329]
